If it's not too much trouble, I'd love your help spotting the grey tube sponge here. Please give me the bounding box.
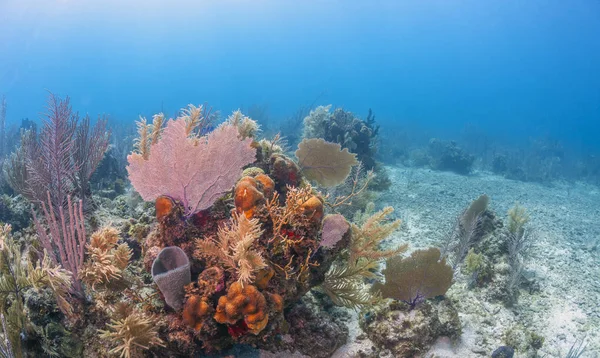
[151,246,191,310]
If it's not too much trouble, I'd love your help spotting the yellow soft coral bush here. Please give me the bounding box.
[81,227,132,289]
[99,309,164,358]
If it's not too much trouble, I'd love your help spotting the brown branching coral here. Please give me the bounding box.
[214,282,269,335]
[324,162,374,211]
[507,203,529,235]
[99,310,164,358]
[319,263,380,310]
[372,248,453,307]
[149,113,164,145]
[263,185,324,283]
[195,213,267,286]
[180,104,203,137]
[134,113,164,159]
[267,185,316,243]
[81,227,132,290]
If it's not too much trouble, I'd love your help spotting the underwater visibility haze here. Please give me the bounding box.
[0,1,599,357]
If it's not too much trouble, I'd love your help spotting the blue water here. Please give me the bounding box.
[1,0,599,151]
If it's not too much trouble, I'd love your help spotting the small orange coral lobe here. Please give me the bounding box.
[234,177,264,219]
[254,266,275,289]
[182,295,211,331]
[300,195,324,222]
[156,195,175,220]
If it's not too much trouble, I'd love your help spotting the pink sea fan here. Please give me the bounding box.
[127,118,255,216]
[320,214,350,248]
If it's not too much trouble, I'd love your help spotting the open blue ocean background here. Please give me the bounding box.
[1,0,599,152]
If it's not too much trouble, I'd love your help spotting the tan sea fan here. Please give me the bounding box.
[372,247,454,305]
[295,138,358,187]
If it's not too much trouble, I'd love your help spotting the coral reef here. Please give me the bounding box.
[427,138,475,174]
[0,99,519,358]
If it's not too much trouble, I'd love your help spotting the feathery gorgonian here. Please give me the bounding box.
[127,118,255,216]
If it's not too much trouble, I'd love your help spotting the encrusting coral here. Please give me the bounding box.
[182,295,211,331]
[234,176,266,219]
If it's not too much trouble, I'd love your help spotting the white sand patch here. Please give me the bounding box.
[333,165,600,357]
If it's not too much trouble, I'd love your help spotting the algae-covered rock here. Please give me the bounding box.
[271,297,349,358]
[0,194,31,231]
[428,138,475,174]
[360,299,461,357]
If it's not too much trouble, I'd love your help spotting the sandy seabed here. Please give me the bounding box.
[331,165,600,358]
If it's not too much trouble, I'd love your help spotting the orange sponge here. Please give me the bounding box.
[156,195,175,220]
[301,195,324,222]
[214,282,269,335]
[182,295,211,331]
[234,177,264,219]
[254,174,275,198]
[254,266,275,290]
